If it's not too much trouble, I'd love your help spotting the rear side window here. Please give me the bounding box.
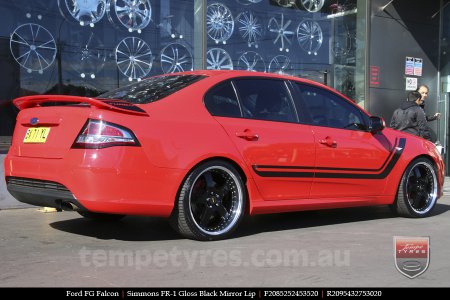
[204,82,242,118]
[98,75,206,104]
[233,79,297,123]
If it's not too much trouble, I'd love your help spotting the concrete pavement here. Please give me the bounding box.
[0,180,449,287]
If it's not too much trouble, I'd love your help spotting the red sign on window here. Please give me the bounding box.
[370,66,380,87]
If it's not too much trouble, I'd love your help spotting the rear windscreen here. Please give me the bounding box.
[98,75,206,104]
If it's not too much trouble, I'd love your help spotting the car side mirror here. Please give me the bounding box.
[369,116,385,134]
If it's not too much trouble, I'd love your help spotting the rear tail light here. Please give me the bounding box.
[72,119,140,149]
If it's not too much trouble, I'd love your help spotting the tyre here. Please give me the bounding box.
[170,160,247,241]
[78,211,125,221]
[392,158,438,218]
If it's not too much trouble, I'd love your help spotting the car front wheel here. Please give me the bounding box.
[171,160,246,241]
[392,158,438,218]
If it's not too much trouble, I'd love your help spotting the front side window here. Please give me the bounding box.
[294,83,367,130]
[233,79,297,123]
[204,81,241,118]
[98,75,205,104]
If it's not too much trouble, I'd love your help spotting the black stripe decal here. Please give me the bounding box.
[252,138,405,179]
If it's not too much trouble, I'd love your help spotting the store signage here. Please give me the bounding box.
[405,57,414,75]
[414,58,423,76]
[405,57,423,77]
[406,77,418,91]
[370,66,380,87]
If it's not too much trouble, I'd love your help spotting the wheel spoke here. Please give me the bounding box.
[203,172,216,189]
[216,204,230,220]
[199,207,214,226]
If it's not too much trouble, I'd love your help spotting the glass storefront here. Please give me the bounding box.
[0,0,365,137]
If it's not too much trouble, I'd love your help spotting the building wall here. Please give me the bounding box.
[369,0,441,135]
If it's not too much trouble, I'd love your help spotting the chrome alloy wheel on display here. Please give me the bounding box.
[236,11,263,48]
[299,0,325,12]
[268,14,294,52]
[269,55,292,74]
[67,31,106,79]
[297,20,323,55]
[207,3,234,44]
[206,48,233,70]
[236,0,263,5]
[275,0,296,8]
[237,51,266,72]
[107,0,152,32]
[115,37,153,81]
[10,23,57,74]
[59,0,107,26]
[160,43,193,74]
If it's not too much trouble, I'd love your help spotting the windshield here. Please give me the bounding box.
[98,75,206,104]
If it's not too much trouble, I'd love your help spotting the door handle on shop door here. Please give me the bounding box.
[319,137,337,148]
[236,130,259,141]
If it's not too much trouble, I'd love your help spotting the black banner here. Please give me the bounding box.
[0,287,447,298]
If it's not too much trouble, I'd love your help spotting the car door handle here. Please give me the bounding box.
[319,137,337,148]
[236,130,259,141]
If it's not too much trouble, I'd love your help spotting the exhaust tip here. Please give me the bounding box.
[60,202,80,211]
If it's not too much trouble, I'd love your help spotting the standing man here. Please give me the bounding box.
[390,91,431,141]
[417,84,441,121]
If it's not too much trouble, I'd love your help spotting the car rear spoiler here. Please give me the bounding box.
[13,95,149,116]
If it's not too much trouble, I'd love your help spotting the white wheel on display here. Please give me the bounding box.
[115,37,153,81]
[9,23,57,74]
[160,43,193,74]
[207,3,234,44]
[237,51,266,72]
[107,0,152,32]
[207,48,233,70]
[297,20,323,55]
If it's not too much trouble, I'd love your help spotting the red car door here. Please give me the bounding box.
[204,78,315,201]
[291,81,393,199]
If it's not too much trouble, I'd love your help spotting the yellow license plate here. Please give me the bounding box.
[23,127,51,143]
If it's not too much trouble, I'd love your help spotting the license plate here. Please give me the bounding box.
[23,127,51,143]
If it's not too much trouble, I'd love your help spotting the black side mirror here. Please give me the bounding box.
[369,116,385,134]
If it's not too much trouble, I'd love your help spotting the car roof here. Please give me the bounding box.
[170,70,328,89]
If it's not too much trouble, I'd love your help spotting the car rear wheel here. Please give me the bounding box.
[78,211,125,221]
[392,158,438,218]
[171,160,246,241]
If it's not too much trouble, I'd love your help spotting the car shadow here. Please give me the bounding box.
[431,202,450,215]
[49,203,450,241]
[235,203,450,238]
[50,215,181,241]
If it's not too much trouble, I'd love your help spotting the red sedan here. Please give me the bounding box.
[4,71,444,240]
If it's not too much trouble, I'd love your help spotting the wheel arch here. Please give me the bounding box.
[385,153,440,205]
[171,156,253,215]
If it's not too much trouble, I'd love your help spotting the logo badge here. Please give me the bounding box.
[30,117,39,125]
[394,236,430,279]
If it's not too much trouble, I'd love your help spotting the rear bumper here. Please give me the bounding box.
[4,149,185,217]
[6,177,87,211]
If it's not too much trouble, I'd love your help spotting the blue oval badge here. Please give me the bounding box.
[30,118,39,125]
